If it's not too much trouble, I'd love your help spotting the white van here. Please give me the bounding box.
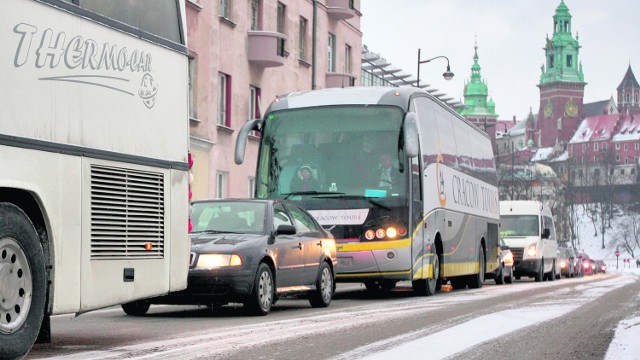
[499,201,558,282]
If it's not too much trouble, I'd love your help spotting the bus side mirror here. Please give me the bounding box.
[542,228,551,239]
[234,119,263,165]
[403,112,419,158]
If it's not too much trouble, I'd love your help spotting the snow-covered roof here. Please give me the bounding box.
[531,147,555,162]
[569,114,619,144]
[612,115,640,142]
[550,150,569,162]
[507,120,526,136]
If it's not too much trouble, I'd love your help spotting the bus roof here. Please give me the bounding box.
[267,86,423,113]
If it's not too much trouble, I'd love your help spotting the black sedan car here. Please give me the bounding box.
[122,199,337,316]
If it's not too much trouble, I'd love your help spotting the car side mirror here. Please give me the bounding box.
[542,228,550,239]
[276,224,296,236]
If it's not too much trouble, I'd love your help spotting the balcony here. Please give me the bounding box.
[326,0,355,20]
[325,73,355,88]
[247,31,287,67]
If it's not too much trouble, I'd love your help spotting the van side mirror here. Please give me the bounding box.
[542,228,551,239]
[403,112,419,158]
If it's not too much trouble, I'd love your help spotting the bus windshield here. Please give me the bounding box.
[256,105,407,203]
[500,215,540,237]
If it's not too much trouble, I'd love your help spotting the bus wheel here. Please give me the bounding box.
[468,247,485,289]
[0,203,47,360]
[413,251,440,296]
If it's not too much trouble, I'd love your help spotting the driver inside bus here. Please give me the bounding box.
[371,153,400,189]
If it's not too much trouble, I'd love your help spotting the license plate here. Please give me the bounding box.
[338,257,353,268]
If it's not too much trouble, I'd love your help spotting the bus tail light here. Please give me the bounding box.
[398,226,407,237]
[376,228,386,239]
[364,230,375,240]
[386,227,397,238]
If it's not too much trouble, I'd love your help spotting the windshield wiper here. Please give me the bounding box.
[283,191,343,200]
[314,194,391,211]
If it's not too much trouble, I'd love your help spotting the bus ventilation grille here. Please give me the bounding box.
[90,164,165,259]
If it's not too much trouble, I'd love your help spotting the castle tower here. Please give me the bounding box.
[617,65,640,115]
[534,0,586,148]
[458,41,499,139]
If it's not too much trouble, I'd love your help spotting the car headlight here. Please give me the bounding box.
[196,254,242,268]
[526,244,537,257]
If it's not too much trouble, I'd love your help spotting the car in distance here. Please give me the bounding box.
[557,247,574,278]
[578,252,593,276]
[122,199,337,316]
[567,247,582,277]
[593,259,606,274]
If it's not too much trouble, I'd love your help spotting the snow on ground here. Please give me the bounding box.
[345,275,638,360]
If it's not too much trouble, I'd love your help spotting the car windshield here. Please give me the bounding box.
[190,201,266,234]
[500,215,539,237]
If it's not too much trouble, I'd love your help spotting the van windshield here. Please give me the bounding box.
[500,215,539,237]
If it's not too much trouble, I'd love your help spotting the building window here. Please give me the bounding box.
[566,54,573,68]
[582,144,586,151]
[548,54,555,69]
[627,93,631,103]
[636,93,639,103]
[632,168,636,175]
[250,0,261,30]
[616,154,620,162]
[299,17,307,61]
[594,142,598,151]
[621,169,626,175]
[248,86,261,136]
[216,171,228,198]
[344,44,352,73]
[248,177,256,197]
[635,143,639,150]
[220,0,231,19]
[616,143,620,150]
[603,142,607,150]
[594,156,598,163]
[625,157,629,164]
[610,168,614,175]
[594,168,600,176]
[624,144,629,151]
[217,72,231,127]
[188,56,197,119]
[277,2,286,56]
[578,170,583,177]
[328,33,336,72]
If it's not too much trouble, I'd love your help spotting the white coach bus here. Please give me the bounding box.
[235,87,500,296]
[0,1,191,358]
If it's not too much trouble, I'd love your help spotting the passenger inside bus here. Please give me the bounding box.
[289,164,321,192]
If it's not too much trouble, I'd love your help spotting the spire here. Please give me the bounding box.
[540,0,584,85]
[617,65,639,91]
[458,39,497,118]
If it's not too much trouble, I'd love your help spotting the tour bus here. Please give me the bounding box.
[499,200,558,282]
[235,87,500,296]
[0,1,190,358]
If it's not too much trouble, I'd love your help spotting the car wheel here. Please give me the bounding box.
[495,262,505,285]
[505,267,513,284]
[121,300,151,316]
[244,263,274,316]
[309,262,333,308]
[0,203,47,360]
[535,258,544,282]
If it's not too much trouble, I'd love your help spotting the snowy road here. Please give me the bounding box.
[27,273,640,360]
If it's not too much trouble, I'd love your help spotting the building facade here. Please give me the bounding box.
[186,0,362,200]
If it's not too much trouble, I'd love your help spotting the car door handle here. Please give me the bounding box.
[295,242,304,250]
[317,240,322,247]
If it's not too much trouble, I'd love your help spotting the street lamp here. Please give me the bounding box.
[416,48,454,88]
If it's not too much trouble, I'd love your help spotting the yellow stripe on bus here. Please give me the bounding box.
[336,270,411,278]
[441,262,479,277]
[336,238,411,252]
[412,264,434,279]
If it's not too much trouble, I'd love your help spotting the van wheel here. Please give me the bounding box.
[0,203,47,360]
[121,300,151,316]
[535,258,544,282]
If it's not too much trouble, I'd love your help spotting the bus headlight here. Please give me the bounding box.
[196,254,242,268]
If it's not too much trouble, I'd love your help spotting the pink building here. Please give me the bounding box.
[186,0,362,199]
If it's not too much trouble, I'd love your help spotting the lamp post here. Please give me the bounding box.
[416,48,454,88]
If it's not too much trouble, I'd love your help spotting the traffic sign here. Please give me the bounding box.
[615,250,620,257]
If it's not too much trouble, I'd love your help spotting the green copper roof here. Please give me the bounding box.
[459,42,497,117]
[540,0,585,84]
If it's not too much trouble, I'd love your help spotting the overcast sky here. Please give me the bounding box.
[360,0,640,120]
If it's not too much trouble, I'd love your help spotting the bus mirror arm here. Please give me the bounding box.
[234,119,263,165]
[403,112,419,158]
